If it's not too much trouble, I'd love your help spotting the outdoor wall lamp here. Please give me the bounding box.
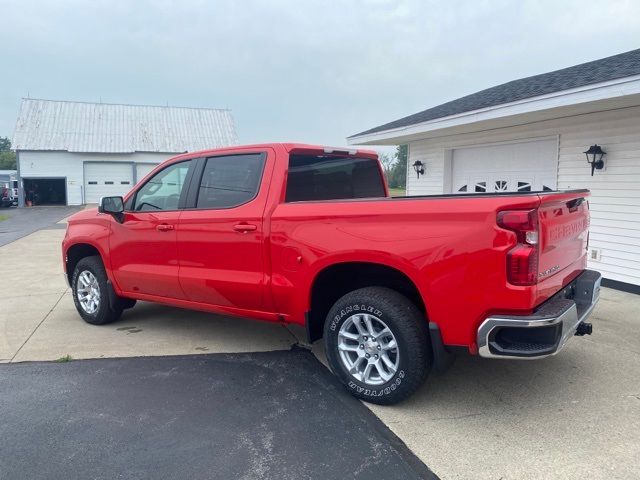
[412,160,425,179]
[584,144,606,176]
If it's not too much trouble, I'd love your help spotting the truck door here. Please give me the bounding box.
[177,151,273,312]
[109,159,194,298]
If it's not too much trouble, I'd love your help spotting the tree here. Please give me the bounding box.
[387,144,408,189]
[0,137,10,152]
[378,152,396,181]
[0,136,16,169]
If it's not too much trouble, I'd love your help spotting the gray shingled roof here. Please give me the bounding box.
[351,48,640,138]
[13,98,238,153]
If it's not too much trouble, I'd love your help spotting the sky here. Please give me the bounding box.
[1,0,639,151]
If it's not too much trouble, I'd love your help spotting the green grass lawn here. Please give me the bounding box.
[388,187,406,197]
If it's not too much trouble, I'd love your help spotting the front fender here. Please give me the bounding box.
[63,220,116,287]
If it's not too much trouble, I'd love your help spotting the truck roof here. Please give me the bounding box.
[170,143,379,161]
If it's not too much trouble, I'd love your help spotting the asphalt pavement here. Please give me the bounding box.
[0,206,81,246]
[0,348,436,480]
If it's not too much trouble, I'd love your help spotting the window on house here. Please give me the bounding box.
[474,181,486,193]
[494,180,508,192]
[517,181,532,192]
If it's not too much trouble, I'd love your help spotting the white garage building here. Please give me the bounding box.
[349,48,640,293]
[12,98,238,206]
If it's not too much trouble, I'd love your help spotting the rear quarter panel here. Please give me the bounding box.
[270,195,545,348]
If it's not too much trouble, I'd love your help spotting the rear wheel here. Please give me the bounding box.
[71,256,123,325]
[324,287,431,405]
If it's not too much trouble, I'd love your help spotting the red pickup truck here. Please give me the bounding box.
[63,143,601,404]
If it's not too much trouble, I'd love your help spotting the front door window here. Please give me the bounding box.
[133,160,192,211]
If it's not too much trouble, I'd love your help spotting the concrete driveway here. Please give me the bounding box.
[1,225,639,479]
[0,228,297,363]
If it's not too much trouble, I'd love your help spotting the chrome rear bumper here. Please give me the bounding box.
[477,270,602,359]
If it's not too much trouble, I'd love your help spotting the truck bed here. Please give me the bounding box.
[270,189,590,347]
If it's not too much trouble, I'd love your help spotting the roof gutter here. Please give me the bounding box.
[347,74,640,145]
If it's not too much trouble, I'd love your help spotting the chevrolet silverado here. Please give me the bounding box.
[62,143,601,404]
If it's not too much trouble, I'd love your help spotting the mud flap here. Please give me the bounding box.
[429,323,456,374]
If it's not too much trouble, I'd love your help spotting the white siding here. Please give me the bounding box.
[406,142,446,195]
[18,151,172,205]
[135,163,160,183]
[406,105,640,286]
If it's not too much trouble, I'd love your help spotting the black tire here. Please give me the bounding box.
[71,256,123,325]
[324,287,431,405]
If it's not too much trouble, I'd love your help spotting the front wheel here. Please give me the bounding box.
[71,256,123,325]
[324,287,431,405]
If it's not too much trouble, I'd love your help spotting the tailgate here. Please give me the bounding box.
[537,191,590,284]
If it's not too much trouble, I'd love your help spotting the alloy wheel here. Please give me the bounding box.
[337,313,400,386]
[76,270,100,314]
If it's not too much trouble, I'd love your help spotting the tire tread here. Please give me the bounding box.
[72,256,123,325]
[324,286,431,405]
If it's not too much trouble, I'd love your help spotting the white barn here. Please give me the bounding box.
[349,49,640,293]
[12,98,238,206]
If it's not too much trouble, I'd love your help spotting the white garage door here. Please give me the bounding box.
[84,163,134,203]
[452,138,558,194]
[135,163,160,184]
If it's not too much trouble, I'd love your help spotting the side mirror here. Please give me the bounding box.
[98,196,124,221]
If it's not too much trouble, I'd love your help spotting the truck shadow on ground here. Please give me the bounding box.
[116,302,598,417]
[96,300,295,352]
[117,301,294,335]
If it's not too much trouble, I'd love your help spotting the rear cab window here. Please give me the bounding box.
[285,154,385,202]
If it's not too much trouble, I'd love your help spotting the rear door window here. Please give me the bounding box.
[286,155,385,202]
[195,154,265,209]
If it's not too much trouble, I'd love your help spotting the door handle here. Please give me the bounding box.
[156,223,174,232]
[233,223,257,233]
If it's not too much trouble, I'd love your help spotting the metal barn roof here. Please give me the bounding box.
[12,98,238,153]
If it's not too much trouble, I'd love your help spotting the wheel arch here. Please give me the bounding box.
[65,242,107,285]
[306,261,427,344]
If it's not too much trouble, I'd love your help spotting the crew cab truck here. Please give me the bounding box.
[62,143,601,404]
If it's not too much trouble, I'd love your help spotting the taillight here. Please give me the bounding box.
[497,209,539,286]
[586,201,590,250]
